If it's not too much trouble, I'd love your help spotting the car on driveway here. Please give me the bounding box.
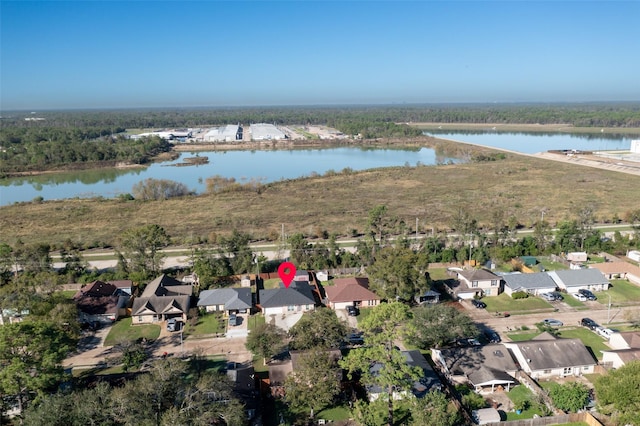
[228,314,238,327]
[581,318,598,330]
[579,289,597,301]
[550,291,564,301]
[166,318,177,332]
[471,299,487,309]
[346,305,359,316]
[485,330,501,343]
[542,319,563,327]
[572,293,588,302]
[541,292,556,301]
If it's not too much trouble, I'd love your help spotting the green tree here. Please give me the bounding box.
[288,233,314,270]
[288,307,348,350]
[118,224,170,279]
[284,350,342,419]
[548,382,589,413]
[595,360,640,425]
[340,302,421,426]
[245,322,286,364]
[366,246,429,302]
[0,321,75,413]
[220,230,254,275]
[411,304,479,349]
[410,390,462,426]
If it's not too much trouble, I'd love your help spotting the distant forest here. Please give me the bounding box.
[1,103,639,175]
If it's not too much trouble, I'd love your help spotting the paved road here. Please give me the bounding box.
[462,298,636,337]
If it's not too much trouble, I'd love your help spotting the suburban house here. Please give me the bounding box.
[414,289,441,305]
[602,331,640,368]
[108,280,134,295]
[368,350,442,401]
[503,332,597,379]
[258,281,316,318]
[131,274,193,324]
[432,344,518,393]
[268,349,341,397]
[628,250,640,263]
[197,288,252,315]
[73,280,130,324]
[455,269,503,298]
[547,269,610,293]
[226,363,258,421]
[324,277,381,310]
[589,262,640,285]
[502,272,558,297]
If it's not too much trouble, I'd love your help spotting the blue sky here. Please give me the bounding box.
[2,1,639,110]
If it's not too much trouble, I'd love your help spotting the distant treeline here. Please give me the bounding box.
[2,102,639,129]
[0,128,172,175]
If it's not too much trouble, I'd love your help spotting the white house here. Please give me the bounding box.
[547,269,610,293]
[503,332,596,379]
[456,269,503,297]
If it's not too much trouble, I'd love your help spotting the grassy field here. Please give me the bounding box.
[103,317,161,346]
[506,385,545,420]
[2,136,640,247]
[184,312,224,336]
[597,279,640,304]
[562,294,587,308]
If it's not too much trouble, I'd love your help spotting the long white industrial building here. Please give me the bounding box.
[250,123,286,141]
[205,124,240,142]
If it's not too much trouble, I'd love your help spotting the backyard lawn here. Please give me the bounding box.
[506,385,545,420]
[537,257,569,272]
[103,317,160,346]
[483,293,554,313]
[316,405,351,422]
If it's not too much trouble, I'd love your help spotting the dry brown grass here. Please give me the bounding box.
[2,140,639,248]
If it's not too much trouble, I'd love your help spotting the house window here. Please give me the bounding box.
[583,366,590,371]
[563,367,572,375]
[472,281,479,288]
[287,305,294,312]
[491,280,498,287]
[543,369,551,374]
[137,316,143,322]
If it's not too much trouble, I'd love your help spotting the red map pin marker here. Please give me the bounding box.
[278,262,297,289]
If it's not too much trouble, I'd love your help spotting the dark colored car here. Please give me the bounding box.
[348,333,364,345]
[579,289,597,301]
[471,299,487,309]
[346,305,359,316]
[550,291,564,301]
[581,318,598,330]
[485,330,501,343]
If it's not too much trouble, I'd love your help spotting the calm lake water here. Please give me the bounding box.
[0,132,634,206]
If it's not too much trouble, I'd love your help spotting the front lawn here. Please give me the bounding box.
[103,317,160,346]
[507,331,542,342]
[562,294,586,308]
[482,293,554,313]
[597,279,640,304]
[557,327,608,360]
[184,313,224,337]
[316,405,351,422]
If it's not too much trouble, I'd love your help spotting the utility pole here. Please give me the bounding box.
[607,293,612,323]
[415,218,419,240]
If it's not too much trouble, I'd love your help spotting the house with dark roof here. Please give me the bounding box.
[73,280,130,324]
[502,272,558,296]
[503,332,597,379]
[324,277,381,310]
[197,288,252,315]
[602,331,640,368]
[547,269,609,293]
[131,274,192,324]
[258,281,316,318]
[432,344,518,393]
[456,269,503,297]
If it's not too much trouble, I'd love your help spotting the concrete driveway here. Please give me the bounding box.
[335,308,358,329]
[226,313,249,338]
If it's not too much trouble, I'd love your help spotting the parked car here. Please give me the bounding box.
[572,293,588,302]
[541,292,556,301]
[166,318,177,332]
[346,305,359,316]
[579,289,597,301]
[550,291,564,301]
[228,314,238,327]
[348,333,364,345]
[542,319,563,327]
[485,330,501,343]
[471,299,487,309]
[581,318,598,330]
[596,327,615,339]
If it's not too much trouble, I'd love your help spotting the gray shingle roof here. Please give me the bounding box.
[503,272,558,291]
[197,288,252,310]
[512,335,596,370]
[259,281,315,308]
[547,269,609,289]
